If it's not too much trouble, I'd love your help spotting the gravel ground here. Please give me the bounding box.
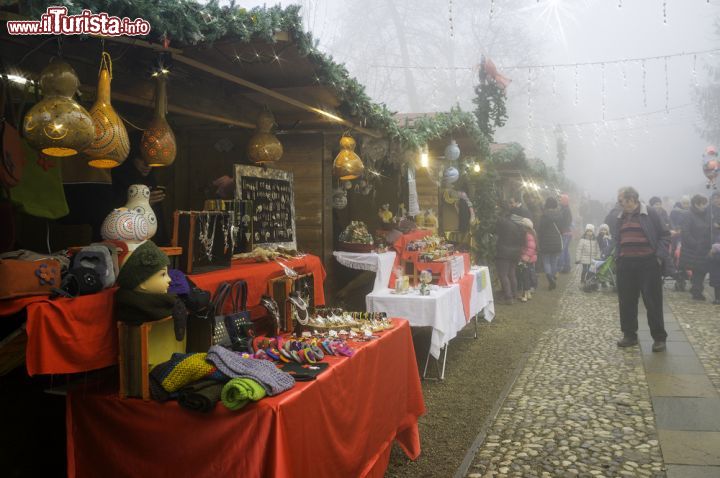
[384,271,572,478]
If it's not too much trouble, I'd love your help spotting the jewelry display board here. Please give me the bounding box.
[234,165,296,250]
[172,211,234,274]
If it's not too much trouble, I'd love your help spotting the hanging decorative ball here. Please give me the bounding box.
[332,187,348,209]
[442,166,459,185]
[85,53,130,168]
[247,110,283,164]
[23,59,94,157]
[141,75,176,167]
[333,135,364,180]
[444,139,460,161]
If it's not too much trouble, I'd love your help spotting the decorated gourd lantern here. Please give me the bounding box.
[86,53,130,168]
[247,110,283,164]
[333,135,364,180]
[23,59,94,157]
[141,74,176,167]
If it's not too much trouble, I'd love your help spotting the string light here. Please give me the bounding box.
[489,0,495,22]
[692,54,698,87]
[641,60,647,108]
[620,63,628,89]
[552,66,556,96]
[664,57,670,113]
[601,62,606,121]
[662,0,668,25]
[574,64,579,105]
[448,0,454,37]
[370,47,720,72]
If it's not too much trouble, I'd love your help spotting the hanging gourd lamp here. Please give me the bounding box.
[23,59,94,157]
[140,73,176,167]
[247,110,283,164]
[333,135,364,180]
[85,52,130,168]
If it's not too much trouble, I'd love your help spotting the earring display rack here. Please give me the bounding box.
[234,165,297,250]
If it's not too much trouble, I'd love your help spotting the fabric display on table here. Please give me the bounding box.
[149,352,224,401]
[206,345,295,396]
[276,361,329,381]
[220,377,267,411]
[176,379,224,413]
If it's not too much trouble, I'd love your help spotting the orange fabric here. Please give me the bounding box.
[459,272,474,322]
[17,255,326,376]
[66,319,425,478]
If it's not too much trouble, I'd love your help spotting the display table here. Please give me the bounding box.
[366,266,494,380]
[0,255,326,376]
[468,266,495,322]
[366,286,465,361]
[66,319,425,478]
[333,250,397,292]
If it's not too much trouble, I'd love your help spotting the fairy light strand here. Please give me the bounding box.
[369,47,720,71]
[664,56,670,113]
[601,63,606,121]
[641,60,647,108]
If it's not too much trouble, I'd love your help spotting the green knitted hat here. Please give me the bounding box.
[117,241,170,290]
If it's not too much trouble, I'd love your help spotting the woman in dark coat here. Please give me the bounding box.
[495,209,525,304]
[537,197,564,290]
[680,195,712,300]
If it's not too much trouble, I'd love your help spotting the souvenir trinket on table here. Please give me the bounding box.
[338,221,374,252]
[172,210,234,274]
[419,269,433,296]
[234,165,296,250]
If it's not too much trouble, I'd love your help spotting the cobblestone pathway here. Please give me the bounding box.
[465,280,666,478]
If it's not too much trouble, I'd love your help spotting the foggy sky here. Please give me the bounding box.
[231,0,720,203]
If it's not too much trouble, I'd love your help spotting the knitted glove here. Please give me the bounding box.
[172,298,188,341]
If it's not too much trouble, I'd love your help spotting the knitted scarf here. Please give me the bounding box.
[114,289,186,340]
[206,345,295,396]
[177,379,224,413]
[220,378,266,410]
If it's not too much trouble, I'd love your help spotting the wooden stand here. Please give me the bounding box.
[117,316,186,401]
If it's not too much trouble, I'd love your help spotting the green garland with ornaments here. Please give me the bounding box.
[17,1,493,158]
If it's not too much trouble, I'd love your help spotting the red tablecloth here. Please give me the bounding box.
[66,319,425,478]
[6,255,326,376]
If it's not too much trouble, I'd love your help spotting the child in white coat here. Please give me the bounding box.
[576,224,600,284]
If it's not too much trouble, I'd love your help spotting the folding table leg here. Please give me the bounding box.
[439,343,448,380]
[422,345,431,379]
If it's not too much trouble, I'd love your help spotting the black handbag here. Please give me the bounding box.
[222,280,254,353]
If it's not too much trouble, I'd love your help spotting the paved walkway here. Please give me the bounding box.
[460,277,720,478]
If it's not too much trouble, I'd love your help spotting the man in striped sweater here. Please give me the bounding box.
[613,187,673,352]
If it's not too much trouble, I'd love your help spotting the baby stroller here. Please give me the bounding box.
[582,253,617,292]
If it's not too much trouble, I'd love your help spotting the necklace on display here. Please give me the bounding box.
[199,212,217,262]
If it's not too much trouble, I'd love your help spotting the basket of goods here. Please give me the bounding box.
[338,221,374,252]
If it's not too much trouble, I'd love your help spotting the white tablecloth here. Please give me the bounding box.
[366,285,466,359]
[469,266,495,322]
[333,251,397,292]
